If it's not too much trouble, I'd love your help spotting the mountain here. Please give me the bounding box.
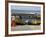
[11,10,40,14]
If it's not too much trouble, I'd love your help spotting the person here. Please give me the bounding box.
[11,16,16,27]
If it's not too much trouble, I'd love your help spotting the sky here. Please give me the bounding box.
[11,5,41,14]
